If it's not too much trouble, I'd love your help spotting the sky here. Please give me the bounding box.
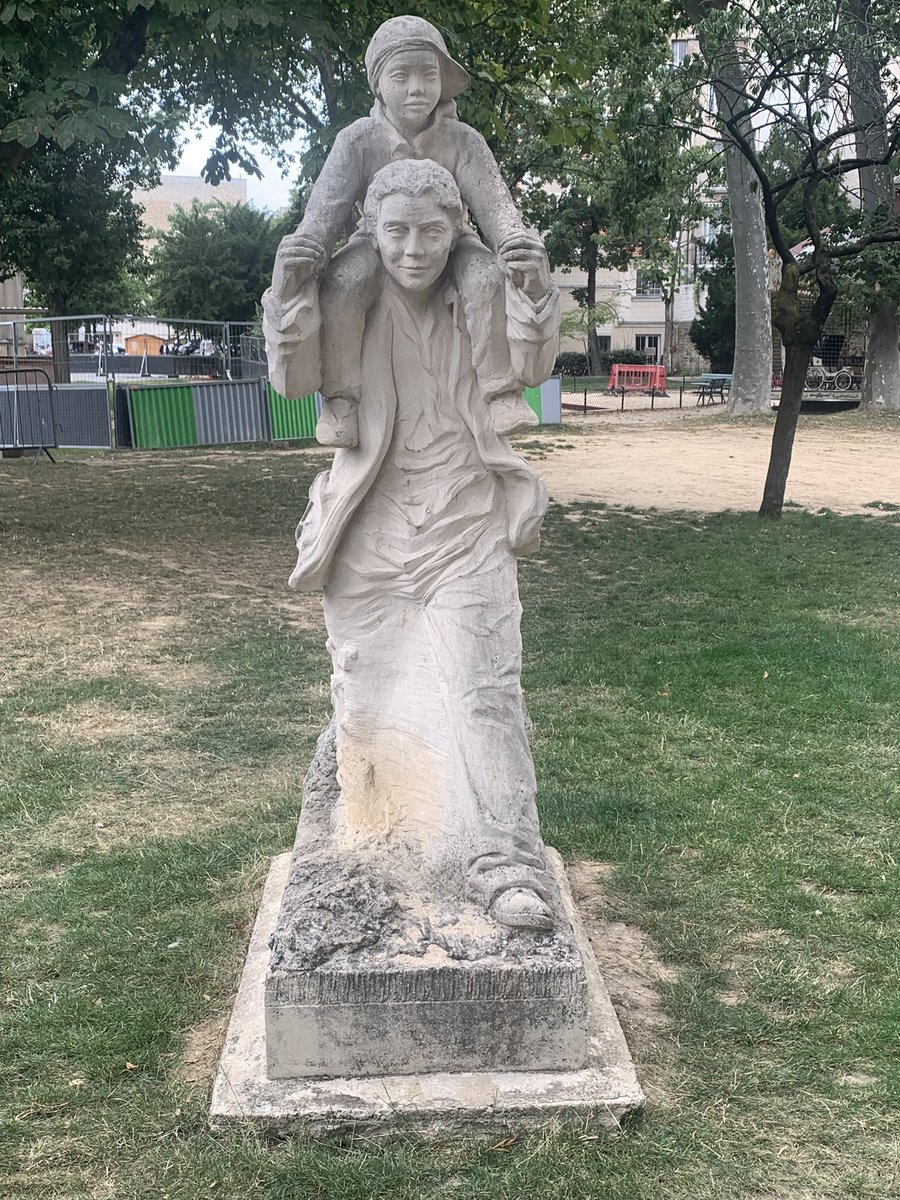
[175,127,306,213]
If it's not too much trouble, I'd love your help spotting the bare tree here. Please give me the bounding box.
[691,0,900,517]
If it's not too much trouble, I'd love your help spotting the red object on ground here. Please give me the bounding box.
[608,364,666,392]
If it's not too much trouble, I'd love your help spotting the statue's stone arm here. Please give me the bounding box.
[505,278,561,388]
[457,127,531,252]
[262,278,322,401]
[292,126,367,257]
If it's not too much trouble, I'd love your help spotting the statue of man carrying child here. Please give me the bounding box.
[264,16,561,934]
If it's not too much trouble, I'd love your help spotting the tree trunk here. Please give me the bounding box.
[315,51,340,125]
[759,338,813,518]
[761,265,838,518]
[714,62,773,415]
[587,328,603,376]
[685,0,772,412]
[585,252,602,375]
[845,0,900,411]
[663,291,674,371]
[862,298,900,409]
[50,316,70,384]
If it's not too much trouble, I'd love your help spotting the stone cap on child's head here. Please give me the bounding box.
[365,15,470,102]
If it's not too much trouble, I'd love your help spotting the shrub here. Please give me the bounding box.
[554,349,655,377]
[595,349,654,374]
[553,351,589,376]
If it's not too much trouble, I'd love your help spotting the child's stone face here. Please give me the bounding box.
[378,49,442,130]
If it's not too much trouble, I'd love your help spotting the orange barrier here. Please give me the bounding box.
[608,364,666,392]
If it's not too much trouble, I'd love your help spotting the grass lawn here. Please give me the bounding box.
[1,445,899,1199]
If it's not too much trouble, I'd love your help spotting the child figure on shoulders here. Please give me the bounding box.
[273,15,545,446]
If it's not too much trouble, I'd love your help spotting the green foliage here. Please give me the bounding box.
[554,350,589,375]
[687,0,900,286]
[0,0,613,187]
[286,1,633,182]
[149,200,282,322]
[689,228,736,373]
[0,143,145,314]
[683,0,900,512]
[554,347,656,376]
[848,240,900,311]
[559,299,620,342]
[604,347,654,369]
[516,9,712,373]
[761,129,858,254]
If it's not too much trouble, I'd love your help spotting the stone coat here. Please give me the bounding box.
[263,273,559,593]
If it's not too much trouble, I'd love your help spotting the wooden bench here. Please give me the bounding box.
[695,373,732,405]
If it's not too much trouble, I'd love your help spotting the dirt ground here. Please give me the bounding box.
[527,408,900,514]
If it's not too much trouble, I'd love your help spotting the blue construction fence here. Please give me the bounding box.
[1,375,563,452]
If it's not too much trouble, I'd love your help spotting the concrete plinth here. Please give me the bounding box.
[210,850,644,1138]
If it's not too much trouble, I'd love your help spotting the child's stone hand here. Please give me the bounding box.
[499,234,552,301]
[272,232,327,302]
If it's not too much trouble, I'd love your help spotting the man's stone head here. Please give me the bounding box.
[365,16,470,131]
[364,160,464,293]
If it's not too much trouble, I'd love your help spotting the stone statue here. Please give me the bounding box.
[265,14,543,447]
[210,17,644,1121]
[257,17,607,1086]
[265,154,560,932]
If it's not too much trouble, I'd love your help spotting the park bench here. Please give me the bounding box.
[695,373,732,405]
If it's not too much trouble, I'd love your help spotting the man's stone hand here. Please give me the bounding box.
[499,234,552,301]
[271,232,327,303]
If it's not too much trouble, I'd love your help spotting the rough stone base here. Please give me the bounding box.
[210,849,644,1137]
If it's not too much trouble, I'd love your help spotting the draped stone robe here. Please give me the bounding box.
[263,260,559,907]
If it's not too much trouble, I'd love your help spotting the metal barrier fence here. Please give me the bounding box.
[0,367,57,459]
[0,313,261,385]
[608,364,667,392]
[0,310,564,458]
[561,373,724,413]
[114,379,322,449]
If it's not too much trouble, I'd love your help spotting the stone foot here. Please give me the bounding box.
[316,397,359,448]
[489,391,539,437]
[490,886,554,931]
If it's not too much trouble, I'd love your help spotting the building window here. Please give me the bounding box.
[694,217,715,268]
[635,270,662,297]
[636,334,660,360]
[596,335,611,353]
[672,39,690,66]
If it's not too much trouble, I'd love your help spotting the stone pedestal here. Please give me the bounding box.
[265,873,589,1080]
[260,721,592,1081]
[210,850,644,1137]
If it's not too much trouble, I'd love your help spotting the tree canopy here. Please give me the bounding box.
[0,143,145,315]
[0,0,636,333]
[689,226,736,373]
[149,200,284,323]
[0,0,608,186]
[682,0,900,515]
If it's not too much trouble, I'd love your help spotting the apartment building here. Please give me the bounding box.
[133,174,248,245]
